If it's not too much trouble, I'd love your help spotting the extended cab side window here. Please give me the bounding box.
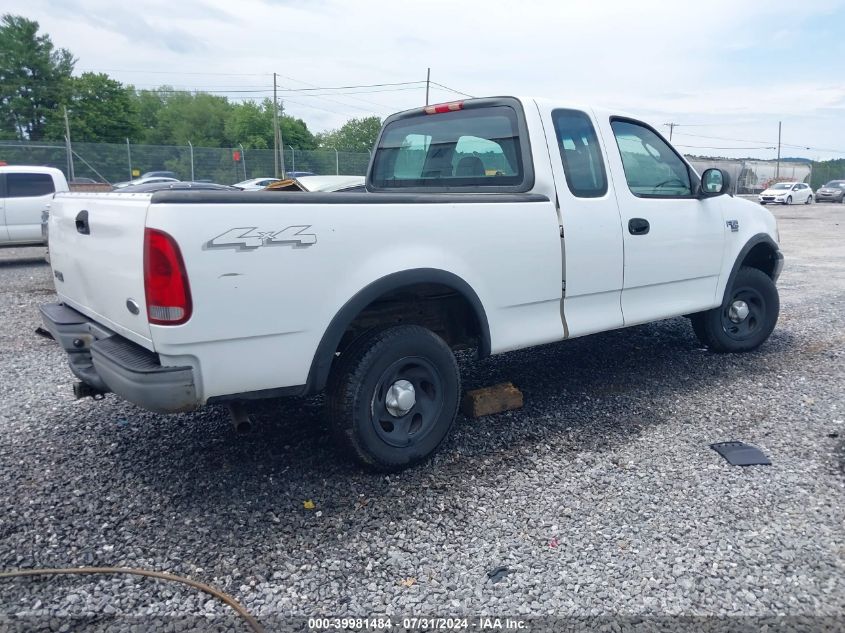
[6,173,55,198]
[552,109,607,198]
[610,119,692,197]
[371,105,525,190]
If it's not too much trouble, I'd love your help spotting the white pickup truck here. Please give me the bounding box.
[40,97,783,470]
[1,166,68,246]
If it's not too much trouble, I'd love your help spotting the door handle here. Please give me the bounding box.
[75,210,90,235]
[628,218,650,235]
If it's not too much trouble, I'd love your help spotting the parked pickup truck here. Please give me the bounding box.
[40,97,783,470]
[1,166,68,246]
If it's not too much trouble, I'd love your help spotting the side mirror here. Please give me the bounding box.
[699,168,730,197]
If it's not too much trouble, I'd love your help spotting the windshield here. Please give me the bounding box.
[771,183,793,190]
[824,181,845,188]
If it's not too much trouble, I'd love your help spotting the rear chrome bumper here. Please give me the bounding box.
[39,303,198,413]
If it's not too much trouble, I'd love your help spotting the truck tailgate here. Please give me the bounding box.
[48,193,153,348]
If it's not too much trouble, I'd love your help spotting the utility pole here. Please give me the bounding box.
[425,67,430,106]
[187,141,194,181]
[775,121,782,179]
[126,138,132,180]
[63,107,75,181]
[664,122,678,142]
[273,72,280,179]
[279,100,286,177]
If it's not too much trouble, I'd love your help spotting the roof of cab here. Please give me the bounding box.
[0,165,65,175]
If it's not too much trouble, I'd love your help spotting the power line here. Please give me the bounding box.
[428,81,475,98]
[673,130,845,156]
[277,81,424,92]
[274,72,397,114]
[675,144,777,150]
[78,68,272,76]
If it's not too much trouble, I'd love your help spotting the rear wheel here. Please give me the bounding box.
[691,266,779,353]
[805,195,813,204]
[327,324,460,471]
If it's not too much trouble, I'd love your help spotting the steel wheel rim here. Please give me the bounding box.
[370,356,444,448]
[721,286,766,341]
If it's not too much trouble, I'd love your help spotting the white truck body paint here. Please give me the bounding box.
[45,97,781,408]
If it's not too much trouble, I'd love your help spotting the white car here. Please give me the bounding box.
[113,177,179,189]
[295,175,365,192]
[758,182,813,205]
[232,177,282,190]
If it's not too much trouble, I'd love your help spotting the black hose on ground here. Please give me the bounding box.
[0,566,265,633]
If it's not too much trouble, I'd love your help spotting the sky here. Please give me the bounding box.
[5,0,845,160]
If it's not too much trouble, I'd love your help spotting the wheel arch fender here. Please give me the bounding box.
[305,268,491,395]
[721,233,783,304]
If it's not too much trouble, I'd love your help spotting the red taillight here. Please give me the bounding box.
[143,228,192,325]
[423,101,464,114]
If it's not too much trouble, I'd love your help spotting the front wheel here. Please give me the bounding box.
[785,195,792,205]
[690,266,779,353]
[326,325,460,471]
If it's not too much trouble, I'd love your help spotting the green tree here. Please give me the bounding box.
[0,14,75,140]
[224,99,273,149]
[44,72,141,142]
[810,159,845,189]
[280,112,316,150]
[134,87,167,141]
[224,99,316,149]
[143,90,233,147]
[316,116,382,153]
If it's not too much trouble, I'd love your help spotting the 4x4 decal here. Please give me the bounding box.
[205,226,317,251]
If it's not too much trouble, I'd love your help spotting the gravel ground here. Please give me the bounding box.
[0,203,843,631]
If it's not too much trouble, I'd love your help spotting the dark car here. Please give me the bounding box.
[140,170,179,180]
[116,181,239,193]
[814,180,845,203]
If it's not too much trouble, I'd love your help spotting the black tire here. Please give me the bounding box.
[805,195,813,205]
[785,195,792,205]
[690,266,779,353]
[327,324,460,471]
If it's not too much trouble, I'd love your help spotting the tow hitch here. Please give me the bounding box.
[73,381,107,401]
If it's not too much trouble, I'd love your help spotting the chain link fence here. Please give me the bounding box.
[0,140,372,185]
[687,158,814,194]
[1,140,840,193]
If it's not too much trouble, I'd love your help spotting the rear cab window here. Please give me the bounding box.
[369,98,533,192]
